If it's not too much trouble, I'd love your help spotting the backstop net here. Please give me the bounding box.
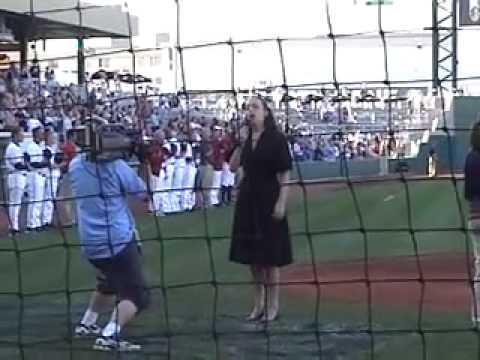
[0,0,479,359]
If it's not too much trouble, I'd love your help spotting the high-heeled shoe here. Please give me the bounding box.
[245,308,264,321]
[259,310,279,323]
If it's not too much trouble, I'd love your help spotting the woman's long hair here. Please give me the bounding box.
[257,95,277,131]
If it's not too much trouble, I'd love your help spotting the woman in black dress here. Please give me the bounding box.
[229,96,293,322]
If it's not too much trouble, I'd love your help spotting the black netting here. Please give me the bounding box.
[0,0,478,359]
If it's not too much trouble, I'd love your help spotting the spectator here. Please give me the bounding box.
[56,129,78,227]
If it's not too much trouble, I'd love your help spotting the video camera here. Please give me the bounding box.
[71,122,150,162]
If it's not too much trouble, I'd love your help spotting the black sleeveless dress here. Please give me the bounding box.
[229,128,293,267]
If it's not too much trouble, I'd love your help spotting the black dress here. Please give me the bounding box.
[229,127,293,267]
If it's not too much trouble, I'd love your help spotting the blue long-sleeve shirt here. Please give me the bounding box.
[464,150,480,219]
[69,155,147,259]
[464,150,480,200]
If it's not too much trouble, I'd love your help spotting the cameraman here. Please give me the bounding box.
[69,140,150,352]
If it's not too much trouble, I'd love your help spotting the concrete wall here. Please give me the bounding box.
[284,96,480,186]
[291,158,381,181]
[452,96,480,171]
[386,96,480,176]
[388,133,455,175]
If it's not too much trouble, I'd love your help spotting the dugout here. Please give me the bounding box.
[289,94,478,181]
[405,96,480,175]
[0,0,138,84]
[0,1,138,233]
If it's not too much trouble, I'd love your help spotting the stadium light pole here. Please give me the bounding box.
[432,0,439,90]
[431,0,458,92]
[174,0,179,92]
[452,0,458,91]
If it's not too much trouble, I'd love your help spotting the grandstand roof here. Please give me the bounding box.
[1,0,138,40]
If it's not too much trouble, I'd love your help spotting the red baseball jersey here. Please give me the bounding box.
[209,139,223,171]
[221,134,234,162]
[209,135,233,171]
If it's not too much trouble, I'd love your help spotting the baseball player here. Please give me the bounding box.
[221,132,235,205]
[427,148,438,178]
[156,144,171,215]
[209,126,226,207]
[4,127,29,234]
[146,133,164,216]
[41,128,62,228]
[26,126,49,231]
[162,143,176,214]
[180,144,197,211]
[170,142,186,213]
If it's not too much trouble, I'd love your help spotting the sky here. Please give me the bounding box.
[81,0,434,89]
[89,0,433,45]
[23,0,480,91]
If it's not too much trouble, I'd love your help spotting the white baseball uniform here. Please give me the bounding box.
[42,144,61,226]
[171,156,186,213]
[149,172,160,213]
[181,161,197,211]
[210,170,222,206]
[162,157,175,214]
[5,141,28,232]
[26,140,47,230]
[221,162,235,188]
[152,169,165,215]
[27,118,42,133]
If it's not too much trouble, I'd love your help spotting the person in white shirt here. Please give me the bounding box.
[180,145,197,211]
[145,130,165,216]
[221,161,235,205]
[167,133,180,157]
[26,126,49,231]
[170,142,186,213]
[162,143,176,214]
[62,110,73,134]
[27,117,42,133]
[42,128,62,228]
[4,127,29,234]
[209,126,224,207]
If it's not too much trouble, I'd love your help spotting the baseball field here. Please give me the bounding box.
[0,175,477,360]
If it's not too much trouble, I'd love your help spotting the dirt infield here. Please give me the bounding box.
[284,254,474,312]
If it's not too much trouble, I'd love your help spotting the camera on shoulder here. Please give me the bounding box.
[70,122,150,163]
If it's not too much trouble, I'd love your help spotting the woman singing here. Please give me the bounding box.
[229,96,293,322]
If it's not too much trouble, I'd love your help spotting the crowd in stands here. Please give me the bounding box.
[0,62,425,232]
[0,63,243,233]
[290,132,401,162]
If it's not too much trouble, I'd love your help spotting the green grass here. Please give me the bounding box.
[0,178,476,359]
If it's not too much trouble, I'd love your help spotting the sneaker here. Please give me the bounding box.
[74,323,102,338]
[93,336,142,352]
